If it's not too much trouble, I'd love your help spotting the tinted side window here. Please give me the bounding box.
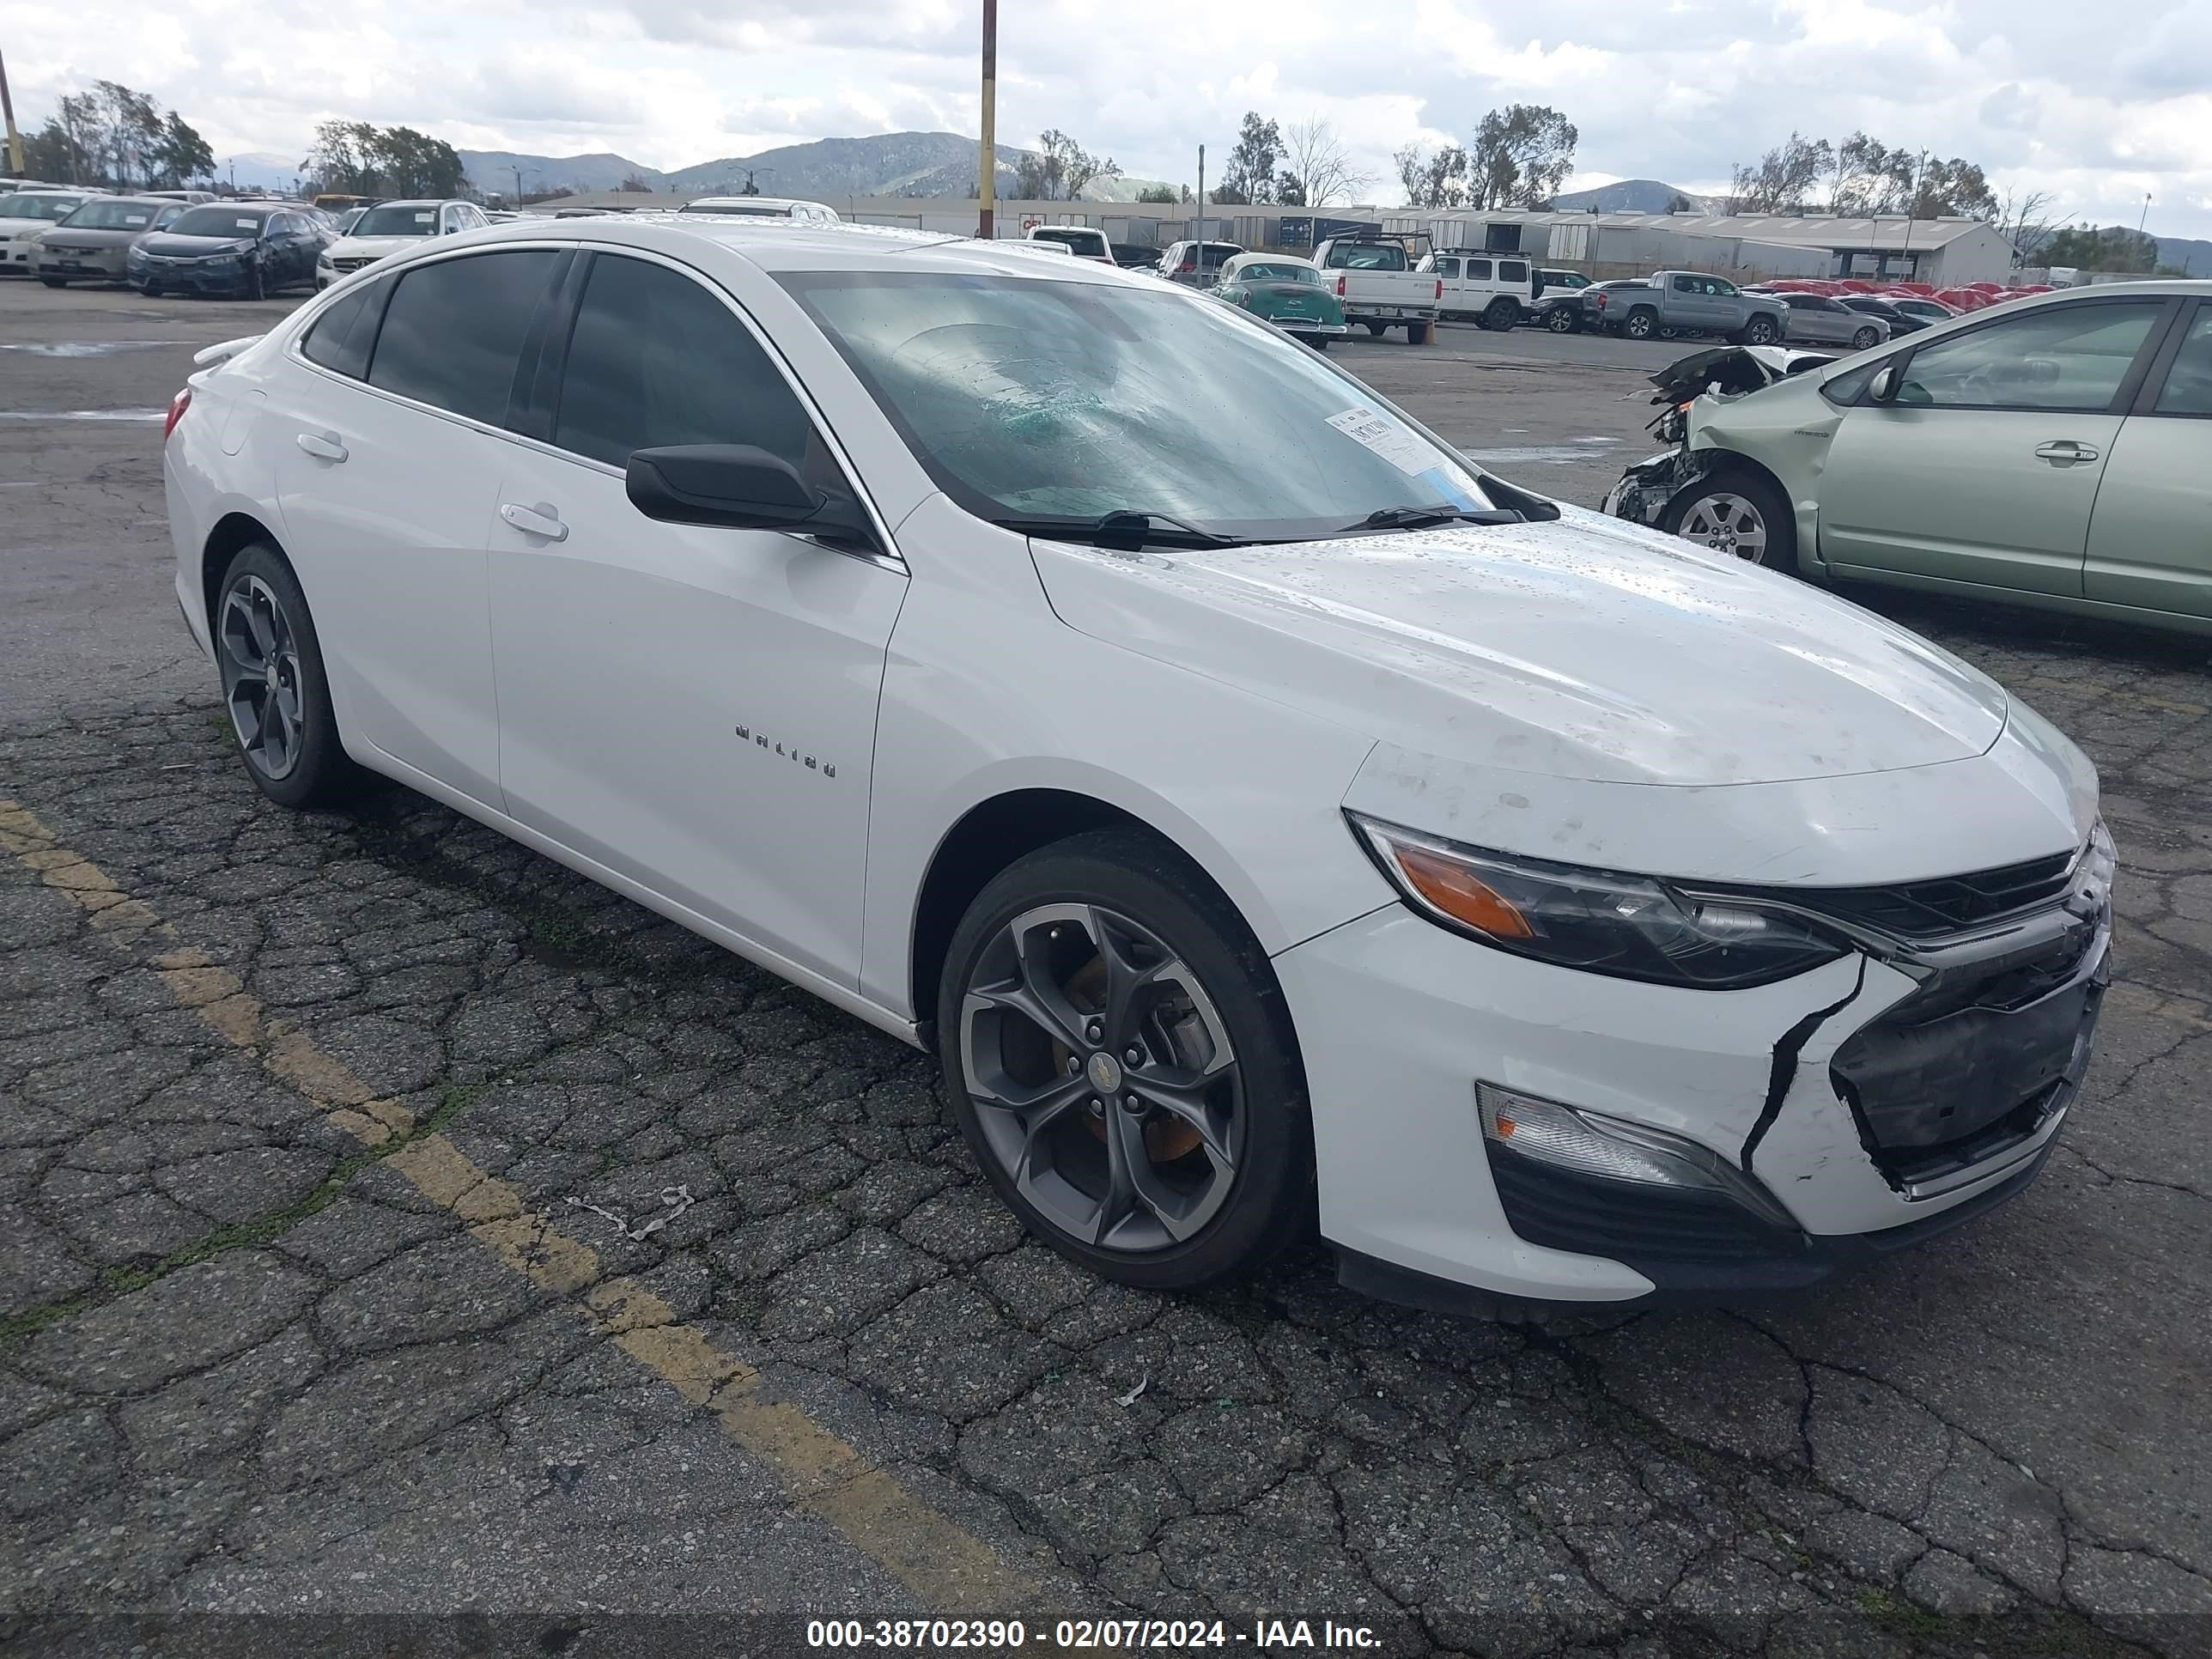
[1466,258,1492,280]
[1499,260,1527,283]
[1897,304,2160,412]
[368,251,559,426]
[1672,275,1696,293]
[1435,258,1457,277]
[552,252,813,471]
[300,276,388,380]
[2152,311,2212,416]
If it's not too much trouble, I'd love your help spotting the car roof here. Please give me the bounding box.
[1224,252,1315,268]
[458,214,1154,284]
[361,198,465,210]
[681,196,822,211]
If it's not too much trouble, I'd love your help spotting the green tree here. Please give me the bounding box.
[1275,172,1307,206]
[1726,131,1832,215]
[1468,105,1577,209]
[2041,224,2158,273]
[1136,183,1177,204]
[149,112,214,188]
[618,171,653,193]
[1220,111,1284,205]
[1012,130,1115,200]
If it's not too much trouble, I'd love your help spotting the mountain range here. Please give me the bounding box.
[1548,178,1711,214]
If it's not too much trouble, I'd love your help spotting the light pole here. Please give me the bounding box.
[1196,143,1206,248]
[978,0,997,239]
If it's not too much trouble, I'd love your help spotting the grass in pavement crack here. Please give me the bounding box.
[0,1082,484,1346]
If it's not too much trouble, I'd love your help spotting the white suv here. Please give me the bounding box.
[162,216,2111,1310]
[315,198,490,289]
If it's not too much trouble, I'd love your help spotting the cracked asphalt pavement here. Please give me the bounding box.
[3,280,2209,1659]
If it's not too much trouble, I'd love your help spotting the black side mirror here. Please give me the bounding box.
[626,444,872,544]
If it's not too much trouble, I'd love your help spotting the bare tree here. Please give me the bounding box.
[1993,186,2060,264]
[1281,115,1373,209]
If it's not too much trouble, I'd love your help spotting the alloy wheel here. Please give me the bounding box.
[958,902,1243,1253]
[218,574,306,780]
[1677,493,1768,561]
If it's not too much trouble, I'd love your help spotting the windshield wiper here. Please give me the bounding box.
[1345,504,1528,532]
[994,509,1253,549]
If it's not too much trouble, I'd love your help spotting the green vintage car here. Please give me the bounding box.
[1209,253,1349,349]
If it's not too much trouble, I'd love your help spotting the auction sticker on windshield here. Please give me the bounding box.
[1327,407,1436,475]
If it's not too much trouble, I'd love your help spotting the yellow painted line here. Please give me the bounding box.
[0,799,1042,1613]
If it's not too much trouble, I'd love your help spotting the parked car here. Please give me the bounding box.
[1887,295,1958,325]
[1025,224,1113,263]
[1583,271,1789,343]
[1838,294,1932,335]
[1754,290,1891,349]
[676,196,840,222]
[1313,233,1441,343]
[1528,267,1592,331]
[143,189,216,204]
[126,201,331,299]
[1158,239,1244,288]
[315,198,491,289]
[27,195,187,286]
[0,189,94,274]
[165,218,2111,1310]
[1602,281,2212,634]
[1208,252,1347,348]
[1418,249,1535,330]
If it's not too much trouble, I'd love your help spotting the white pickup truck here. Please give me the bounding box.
[1312,234,1442,343]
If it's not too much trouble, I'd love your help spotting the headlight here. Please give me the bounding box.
[1348,815,1848,989]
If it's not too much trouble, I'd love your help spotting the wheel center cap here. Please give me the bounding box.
[1086,1052,1123,1093]
[264,663,279,690]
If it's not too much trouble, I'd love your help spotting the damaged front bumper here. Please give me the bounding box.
[1601,448,1706,528]
[1275,816,2112,1310]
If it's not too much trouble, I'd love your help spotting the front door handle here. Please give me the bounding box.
[2033,441,2099,465]
[500,501,568,542]
[295,430,347,462]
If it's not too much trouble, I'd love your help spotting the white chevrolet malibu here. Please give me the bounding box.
[164,218,2112,1312]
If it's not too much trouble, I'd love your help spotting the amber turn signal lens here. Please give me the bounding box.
[1391,844,1534,939]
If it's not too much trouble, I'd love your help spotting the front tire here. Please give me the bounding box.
[1742,314,1778,345]
[937,830,1314,1291]
[245,261,265,301]
[1662,469,1796,571]
[1545,307,1577,333]
[213,544,365,808]
[1623,309,1657,340]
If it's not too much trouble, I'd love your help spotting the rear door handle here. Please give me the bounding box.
[295,430,347,462]
[500,501,568,542]
[2033,441,2098,465]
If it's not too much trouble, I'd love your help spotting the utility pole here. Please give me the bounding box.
[1899,149,1925,276]
[0,46,25,179]
[977,0,997,239]
[1196,143,1205,248]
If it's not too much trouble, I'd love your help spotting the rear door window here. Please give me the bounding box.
[2150,309,2212,416]
[367,250,562,427]
[550,252,816,471]
[1499,260,1528,283]
[1465,258,1492,280]
[300,276,390,380]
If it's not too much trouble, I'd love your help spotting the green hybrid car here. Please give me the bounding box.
[1208,253,1349,349]
[1607,281,2212,634]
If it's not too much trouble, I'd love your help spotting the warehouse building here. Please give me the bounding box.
[541,191,2015,284]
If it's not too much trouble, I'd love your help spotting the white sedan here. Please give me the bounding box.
[314,198,491,289]
[163,216,2112,1310]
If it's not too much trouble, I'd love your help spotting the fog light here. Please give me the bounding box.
[1478,1082,1797,1231]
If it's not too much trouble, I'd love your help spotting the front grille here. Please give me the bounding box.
[331,256,374,272]
[1782,848,2080,939]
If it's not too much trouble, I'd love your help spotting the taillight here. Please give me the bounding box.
[1335,273,1346,298]
[1435,278,1444,301]
[1593,292,1607,309]
[163,388,191,441]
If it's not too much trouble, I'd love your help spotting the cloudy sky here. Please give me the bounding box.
[11,0,2211,240]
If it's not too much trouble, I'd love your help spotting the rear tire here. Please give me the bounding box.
[937,830,1315,1291]
[1851,325,1881,349]
[212,544,367,809]
[1662,469,1796,572]
[1364,322,1384,337]
[1483,298,1518,331]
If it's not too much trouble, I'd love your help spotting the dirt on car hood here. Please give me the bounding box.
[1030,507,2009,787]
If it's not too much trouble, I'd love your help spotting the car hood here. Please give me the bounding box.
[0,215,76,237]
[1030,507,2009,787]
[38,227,144,250]
[325,234,432,260]
[137,233,254,258]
